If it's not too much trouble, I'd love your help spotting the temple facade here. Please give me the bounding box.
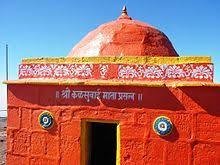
[5,7,220,165]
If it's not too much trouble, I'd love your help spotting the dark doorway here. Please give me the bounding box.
[84,122,117,165]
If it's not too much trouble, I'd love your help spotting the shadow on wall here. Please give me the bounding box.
[161,124,179,142]
[180,86,220,116]
[8,84,186,111]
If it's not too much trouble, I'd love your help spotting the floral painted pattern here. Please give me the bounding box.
[19,63,213,81]
[118,64,213,81]
[19,64,93,79]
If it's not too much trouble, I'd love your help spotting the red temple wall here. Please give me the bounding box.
[6,84,220,164]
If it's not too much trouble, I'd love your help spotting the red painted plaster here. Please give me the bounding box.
[6,84,220,164]
[5,9,219,165]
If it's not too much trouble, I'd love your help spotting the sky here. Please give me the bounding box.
[0,0,220,116]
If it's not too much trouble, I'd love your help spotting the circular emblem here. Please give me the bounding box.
[153,116,173,136]
[38,111,54,129]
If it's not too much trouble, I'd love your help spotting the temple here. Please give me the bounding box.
[4,6,220,164]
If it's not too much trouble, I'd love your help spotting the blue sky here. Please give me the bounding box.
[0,0,220,116]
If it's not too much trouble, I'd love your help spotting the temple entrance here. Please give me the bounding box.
[81,120,119,165]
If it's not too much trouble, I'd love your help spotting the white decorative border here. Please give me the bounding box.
[18,63,214,81]
[118,64,213,80]
[19,64,93,79]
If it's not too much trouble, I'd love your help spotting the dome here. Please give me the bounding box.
[68,6,178,57]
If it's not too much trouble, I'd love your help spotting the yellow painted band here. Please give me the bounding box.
[4,80,220,87]
[22,56,212,65]
[116,124,120,165]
